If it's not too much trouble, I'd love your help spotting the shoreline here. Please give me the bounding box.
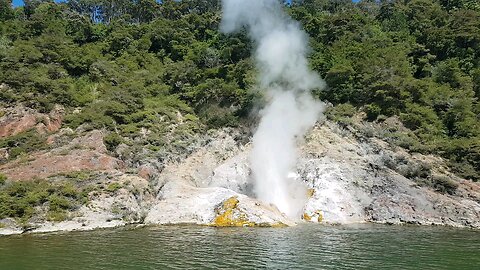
[2,219,479,237]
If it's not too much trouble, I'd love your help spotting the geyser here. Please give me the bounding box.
[221,0,325,218]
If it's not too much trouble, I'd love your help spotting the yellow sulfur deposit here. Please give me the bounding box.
[316,211,324,223]
[212,196,255,227]
[303,212,312,221]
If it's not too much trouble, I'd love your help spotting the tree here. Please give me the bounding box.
[0,0,14,21]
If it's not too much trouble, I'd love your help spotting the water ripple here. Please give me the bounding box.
[1,224,479,269]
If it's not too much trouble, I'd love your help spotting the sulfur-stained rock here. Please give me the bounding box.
[212,196,254,227]
[144,181,295,227]
[149,121,480,228]
[302,212,312,222]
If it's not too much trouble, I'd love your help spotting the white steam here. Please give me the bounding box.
[221,0,325,218]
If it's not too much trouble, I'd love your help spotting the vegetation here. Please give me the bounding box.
[0,173,6,185]
[0,129,48,162]
[0,0,478,180]
[290,0,480,180]
[0,178,89,224]
[431,175,459,195]
[106,182,122,193]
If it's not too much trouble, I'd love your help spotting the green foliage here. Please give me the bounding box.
[0,130,48,161]
[325,103,356,126]
[0,179,89,223]
[0,174,6,185]
[400,103,445,138]
[0,0,478,181]
[431,175,459,195]
[289,0,479,180]
[57,170,94,182]
[106,182,122,193]
[365,104,382,121]
[104,132,123,152]
[0,0,14,21]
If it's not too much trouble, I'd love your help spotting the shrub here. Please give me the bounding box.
[0,174,6,185]
[0,130,48,160]
[432,175,459,195]
[0,179,89,223]
[365,104,381,121]
[104,133,123,152]
[48,194,73,211]
[47,210,68,222]
[58,170,93,182]
[381,154,431,180]
[106,182,122,193]
[326,103,356,126]
[327,103,356,118]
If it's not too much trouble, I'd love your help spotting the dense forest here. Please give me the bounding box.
[0,0,479,181]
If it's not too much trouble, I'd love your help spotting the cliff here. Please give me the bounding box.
[1,106,478,235]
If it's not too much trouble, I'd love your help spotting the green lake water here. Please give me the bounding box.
[0,224,479,269]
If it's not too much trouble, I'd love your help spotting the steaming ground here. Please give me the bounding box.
[2,1,479,236]
[144,122,479,228]
[221,0,325,218]
[2,120,479,235]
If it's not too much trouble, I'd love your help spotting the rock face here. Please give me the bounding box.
[1,115,479,235]
[0,130,124,181]
[0,105,64,138]
[142,129,291,227]
[0,174,155,235]
[145,181,294,226]
[298,123,480,227]
[144,121,480,228]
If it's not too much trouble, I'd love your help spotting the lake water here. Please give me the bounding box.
[0,224,479,269]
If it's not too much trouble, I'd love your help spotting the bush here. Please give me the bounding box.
[104,133,123,152]
[365,104,381,121]
[326,103,356,126]
[48,194,73,211]
[432,175,459,195]
[0,174,6,185]
[381,153,431,180]
[0,130,48,160]
[106,182,122,193]
[58,170,93,182]
[0,179,89,224]
[47,210,68,222]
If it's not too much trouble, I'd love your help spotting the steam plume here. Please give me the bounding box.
[221,0,325,218]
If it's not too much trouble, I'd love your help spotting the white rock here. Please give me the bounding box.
[145,181,295,226]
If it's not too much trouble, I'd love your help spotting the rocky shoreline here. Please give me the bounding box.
[1,107,479,236]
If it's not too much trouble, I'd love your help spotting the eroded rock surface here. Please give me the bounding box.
[145,181,294,226]
[298,123,480,227]
[0,174,155,235]
[144,121,479,228]
[1,117,479,235]
[0,105,64,138]
[0,130,124,181]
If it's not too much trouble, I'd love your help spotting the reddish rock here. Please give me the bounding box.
[138,165,156,180]
[0,114,37,138]
[46,134,56,145]
[0,105,64,138]
[0,130,124,181]
[36,105,64,134]
[69,130,108,152]
[459,180,480,202]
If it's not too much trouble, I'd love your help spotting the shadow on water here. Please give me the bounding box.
[1,224,479,269]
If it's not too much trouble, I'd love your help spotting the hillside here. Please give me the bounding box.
[0,0,479,233]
